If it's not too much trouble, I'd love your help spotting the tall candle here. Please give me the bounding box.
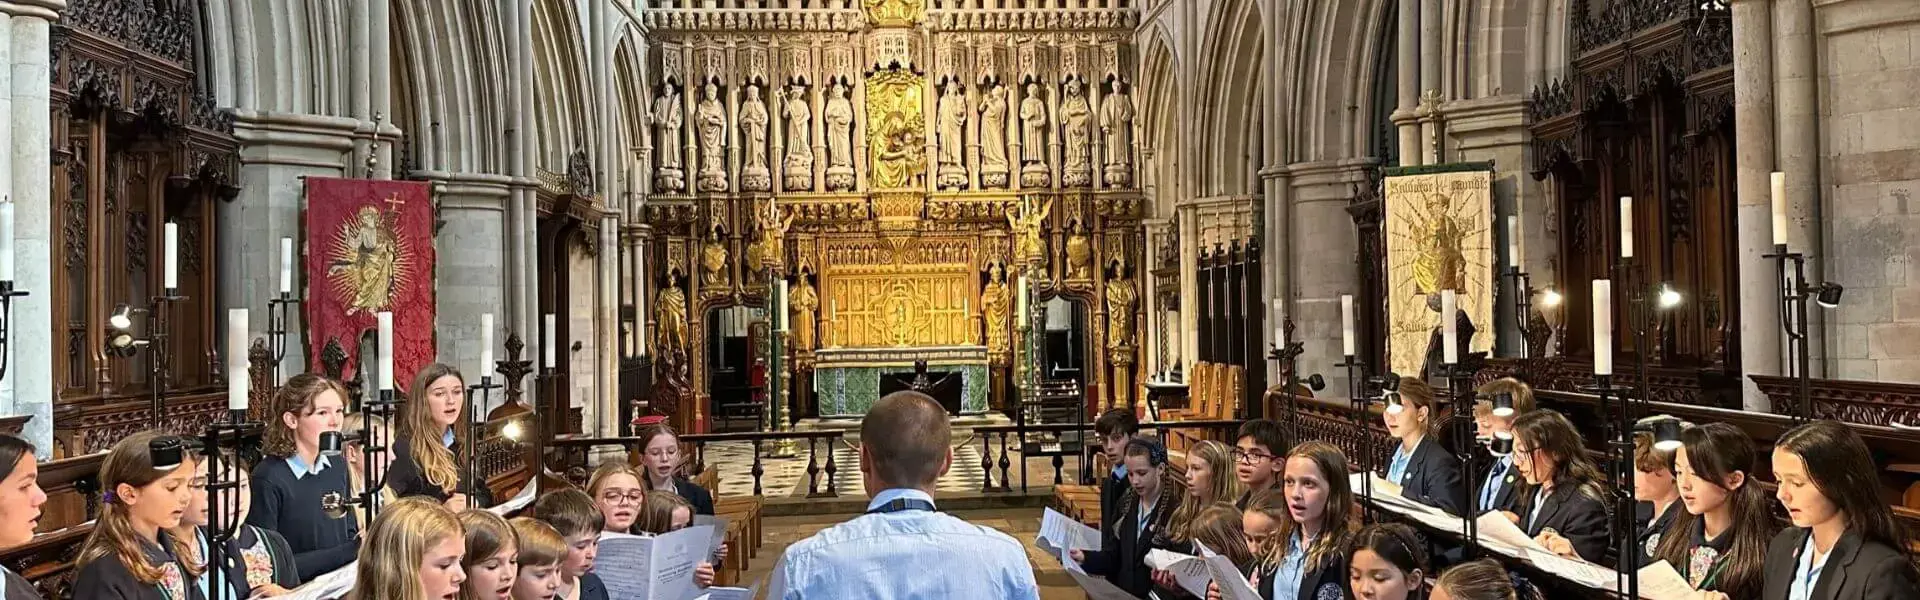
[163,222,179,290]
[1441,289,1458,364]
[227,309,249,410]
[1340,294,1356,357]
[1618,196,1633,259]
[480,313,494,378]
[279,237,294,294]
[1507,215,1522,270]
[1016,276,1029,320]
[0,201,14,282]
[776,280,790,332]
[1770,171,1788,247]
[1592,280,1613,376]
[376,311,395,390]
[543,313,557,368]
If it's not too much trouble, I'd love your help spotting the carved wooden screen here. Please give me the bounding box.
[1527,0,1736,406]
[51,0,241,455]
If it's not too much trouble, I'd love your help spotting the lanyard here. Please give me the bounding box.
[867,498,935,514]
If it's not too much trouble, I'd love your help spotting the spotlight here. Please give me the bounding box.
[1539,288,1563,307]
[1367,372,1403,393]
[1490,392,1515,418]
[502,420,525,442]
[109,305,135,330]
[1658,283,1683,309]
[1303,373,1326,392]
[1383,393,1406,415]
[150,436,188,471]
[1487,431,1514,456]
[1636,414,1686,452]
[1814,282,1844,309]
[319,430,360,457]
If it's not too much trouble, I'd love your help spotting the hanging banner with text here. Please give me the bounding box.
[1383,167,1495,378]
[304,177,437,393]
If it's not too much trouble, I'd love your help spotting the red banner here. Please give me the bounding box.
[304,178,436,392]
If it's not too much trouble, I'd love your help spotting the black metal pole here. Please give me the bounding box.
[1342,355,1372,520]
[150,291,180,429]
[0,280,30,383]
[1507,267,1533,358]
[1444,362,1478,558]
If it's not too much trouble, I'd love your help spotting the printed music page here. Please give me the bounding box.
[1145,549,1215,598]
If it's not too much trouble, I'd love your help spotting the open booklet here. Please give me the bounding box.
[1059,540,1143,600]
[1036,507,1102,561]
[596,525,716,600]
[1189,541,1260,600]
[1348,472,1466,535]
[276,481,541,600]
[1144,549,1215,598]
[691,514,729,559]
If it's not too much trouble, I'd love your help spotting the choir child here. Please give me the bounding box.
[458,509,519,600]
[633,424,714,515]
[388,363,486,509]
[585,462,646,533]
[507,518,565,600]
[1166,441,1243,549]
[346,497,467,600]
[249,373,359,580]
[1233,419,1290,508]
[1072,437,1186,598]
[1211,442,1356,600]
[173,449,297,598]
[1431,559,1535,600]
[72,433,203,600]
[1153,502,1258,597]
[1469,378,1536,516]
[1383,378,1464,515]
[1632,431,1680,565]
[1763,420,1920,600]
[632,491,716,587]
[0,434,48,600]
[1652,422,1777,599]
[1094,408,1141,532]
[1348,524,1430,600]
[1504,410,1611,564]
[342,411,399,517]
[530,489,610,600]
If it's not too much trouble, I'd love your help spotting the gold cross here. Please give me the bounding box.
[382,193,406,211]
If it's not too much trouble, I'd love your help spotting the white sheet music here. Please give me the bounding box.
[594,526,711,600]
[1201,553,1260,600]
[692,515,729,558]
[1061,547,1140,600]
[1037,508,1102,560]
[1145,549,1215,598]
[277,561,357,600]
[1474,511,1550,557]
[695,580,759,600]
[489,480,539,515]
[1603,560,1697,600]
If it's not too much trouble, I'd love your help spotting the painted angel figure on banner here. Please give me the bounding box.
[327,205,405,314]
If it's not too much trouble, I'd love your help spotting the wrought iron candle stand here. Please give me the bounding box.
[1266,318,1323,435]
[466,373,502,501]
[148,289,184,428]
[1439,358,1482,557]
[1506,267,1535,357]
[0,280,29,383]
[1765,244,1843,424]
[266,291,303,385]
[1577,371,1639,600]
[194,409,263,599]
[1340,353,1377,520]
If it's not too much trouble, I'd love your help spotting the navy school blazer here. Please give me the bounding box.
[1762,528,1920,600]
[1518,480,1612,566]
[1390,436,1465,516]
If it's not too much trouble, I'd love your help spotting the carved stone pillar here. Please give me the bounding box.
[1732,0,1781,411]
[0,0,58,457]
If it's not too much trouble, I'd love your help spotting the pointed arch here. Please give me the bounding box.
[530,0,594,172]
[1196,0,1264,197]
[1138,26,1179,219]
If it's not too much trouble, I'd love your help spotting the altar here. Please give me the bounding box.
[813,346,990,417]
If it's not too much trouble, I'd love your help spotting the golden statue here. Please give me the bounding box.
[865,70,926,190]
[655,277,688,353]
[862,0,922,26]
[1105,260,1136,350]
[326,204,412,315]
[1008,197,1051,265]
[746,208,793,272]
[701,228,732,289]
[790,276,818,352]
[1064,226,1091,280]
[982,263,1011,356]
[1412,191,1468,294]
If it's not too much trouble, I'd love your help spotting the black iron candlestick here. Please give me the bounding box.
[0,280,30,383]
[364,387,397,518]
[1266,318,1323,433]
[1439,360,1480,556]
[1578,371,1639,599]
[1765,244,1842,424]
[465,375,501,501]
[196,409,261,600]
[1341,354,1377,519]
[149,289,184,429]
[266,292,302,385]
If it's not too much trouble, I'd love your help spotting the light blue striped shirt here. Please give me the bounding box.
[774,488,1040,600]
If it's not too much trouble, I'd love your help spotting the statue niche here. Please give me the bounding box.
[652,85,686,192]
[701,226,732,290]
[978,84,1011,188]
[825,81,857,191]
[982,262,1011,362]
[1102,80,1136,187]
[1060,78,1093,188]
[739,83,772,192]
[696,82,729,193]
[1019,82,1050,188]
[790,272,819,353]
[866,70,927,191]
[936,80,968,190]
[780,83,815,191]
[1105,257,1136,350]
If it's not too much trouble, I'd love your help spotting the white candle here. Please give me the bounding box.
[376,311,395,390]
[1618,196,1633,259]
[480,313,494,378]
[0,201,15,282]
[543,313,557,368]
[1770,171,1788,247]
[227,309,249,410]
[776,280,790,332]
[1592,280,1613,376]
[1441,289,1458,364]
[163,222,179,290]
[1016,276,1029,319]
[1507,215,1522,270]
[1340,294,1356,357]
[279,237,294,294]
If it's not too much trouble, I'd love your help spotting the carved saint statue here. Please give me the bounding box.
[825,82,856,169]
[655,276,688,353]
[1102,84,1135,167]
[701,227,731,289]
[981,262,1011,357]
[790,275,819,352]
[1008,197,1050,265]
[979,85,1010,173]
[1105,261,1137,350]
[781,84,814,173]
[1019,82,1048,166]
[1060,79,1093,178]
[740,84,770,171]
[651,87,684,170]
[696,83,729,190]
[1064,225,1091,280]
[937,81,967,168]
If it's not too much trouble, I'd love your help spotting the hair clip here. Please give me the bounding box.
[102,489,118,504]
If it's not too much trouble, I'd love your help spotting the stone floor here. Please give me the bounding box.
[701,438,1088,500]
[731,507,1092,599]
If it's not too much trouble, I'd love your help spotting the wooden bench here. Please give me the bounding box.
[694,469,764,587]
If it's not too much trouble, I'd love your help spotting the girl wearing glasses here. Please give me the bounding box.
[1763,420,1919,600]
[1505,410,1610,564]
[586,462,647,534]
[1382,377,1464,515]
[634,423,714,516]
[1209,441,1356,600]
[1651,423,1776,599]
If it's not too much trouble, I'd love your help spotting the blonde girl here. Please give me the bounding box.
[347,497,467,600]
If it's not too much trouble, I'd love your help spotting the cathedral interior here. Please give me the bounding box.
[3,0,1920,597]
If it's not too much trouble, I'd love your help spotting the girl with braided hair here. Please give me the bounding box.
[1071,437,1186,598]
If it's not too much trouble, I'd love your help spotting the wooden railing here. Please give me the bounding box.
[974,419,1246,493]
[549,430,847,498]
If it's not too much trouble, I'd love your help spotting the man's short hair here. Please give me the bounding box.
[531,488,604,538]
[862,391,951,488]
[1095,408,1139,437]
[1236,419,1288,455]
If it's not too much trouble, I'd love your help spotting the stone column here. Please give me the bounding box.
[348,0,372,169]
[1773,0,1822,376]
[1178,207,1198,375]
[599,216,620,435]
[1260,167,1291,383]
[1289,160,1374,399]
[0,0,56,457]
[1732,0,1781,411]
[1418,0,1443,165]
[369,0,393,178]
[429,175,513,410]
[1394,0,1421,166]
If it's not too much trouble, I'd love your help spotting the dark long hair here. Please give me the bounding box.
[1776,421,1915,563]
[1653,423,1776,597]
[1350,523,1429,595]
[1113,438,1184,541]
[1511,410,1607,507]
[0,434,33,480]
